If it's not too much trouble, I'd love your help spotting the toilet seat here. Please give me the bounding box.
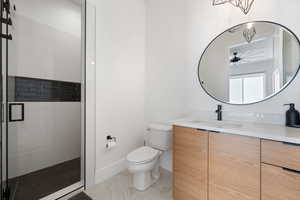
[127,146,160,164]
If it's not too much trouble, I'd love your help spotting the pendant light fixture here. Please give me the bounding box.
[243,23,256,43]
[213,0,254,15]
[227,23,257,43]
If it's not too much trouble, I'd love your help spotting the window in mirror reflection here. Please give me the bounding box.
[229,73,265,104]
[272,68,281,93]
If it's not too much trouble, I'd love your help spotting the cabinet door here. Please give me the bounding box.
[209,133,260,200]
[262,163,300,200]
[262,139,300,171]
[173,126,208,200]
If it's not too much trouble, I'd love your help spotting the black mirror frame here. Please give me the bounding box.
[197,21,300,105]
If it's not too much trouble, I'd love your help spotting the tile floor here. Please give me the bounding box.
[85,169,172,200]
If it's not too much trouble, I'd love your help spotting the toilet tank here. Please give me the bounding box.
[147,123,172,151]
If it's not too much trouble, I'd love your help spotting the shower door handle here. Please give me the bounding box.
[1,103,3,123]
[9,103,24,122]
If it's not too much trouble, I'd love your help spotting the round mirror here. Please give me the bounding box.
[198,21,300,105]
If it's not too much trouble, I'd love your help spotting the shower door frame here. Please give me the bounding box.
[0,0,3,198]
[0,0,89,199]
[1,0,13,199]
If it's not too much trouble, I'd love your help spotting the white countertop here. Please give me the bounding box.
[173,120,300,144]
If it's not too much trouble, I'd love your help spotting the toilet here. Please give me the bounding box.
[126,123,172,191]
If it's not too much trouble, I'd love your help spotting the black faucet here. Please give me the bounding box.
[215,105,222,121]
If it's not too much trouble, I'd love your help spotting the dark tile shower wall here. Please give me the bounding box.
[8,76,81,102]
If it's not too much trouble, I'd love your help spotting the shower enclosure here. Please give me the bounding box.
[0,0,86,199]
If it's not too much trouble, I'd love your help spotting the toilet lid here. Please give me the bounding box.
[127,146,159,164]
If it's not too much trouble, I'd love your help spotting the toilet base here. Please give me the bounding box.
[133,169,160,191]
[127,149,163,191]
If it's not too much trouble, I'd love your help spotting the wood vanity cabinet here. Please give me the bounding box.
[173,127,300,200]
[209,132,261,200]
[261,139,300,200]
[173,126,208,200]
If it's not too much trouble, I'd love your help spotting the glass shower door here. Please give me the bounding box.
[4,0,85,199]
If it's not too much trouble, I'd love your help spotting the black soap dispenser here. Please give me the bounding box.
[284,103,300,128]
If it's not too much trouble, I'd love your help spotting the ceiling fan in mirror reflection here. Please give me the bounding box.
[229,36,274,66]
[230,52,242,63]
[213,0,254,15]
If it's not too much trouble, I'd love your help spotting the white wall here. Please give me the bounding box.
[13,0,82,37]
[10,15,81,82]
[146,0,300,126]
[7,0,82,178]
[85,1,97,188]
[93,0,146,183]
[145,0,300,171]
[89,0,300,178]
[8,103,81,178]
[145,0,189,123]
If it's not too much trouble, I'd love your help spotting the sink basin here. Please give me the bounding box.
[189,120,243,129]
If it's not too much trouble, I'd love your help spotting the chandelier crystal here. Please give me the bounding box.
[213,0,254,15]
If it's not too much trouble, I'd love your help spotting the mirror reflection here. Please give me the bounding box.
[198,21,300,104]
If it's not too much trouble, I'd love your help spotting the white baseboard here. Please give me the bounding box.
[95,158,127,184]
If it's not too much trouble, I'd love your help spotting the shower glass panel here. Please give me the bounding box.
[2,0,85,199]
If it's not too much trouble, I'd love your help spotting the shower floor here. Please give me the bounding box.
[69,193,93,200]
[9,158,81,200]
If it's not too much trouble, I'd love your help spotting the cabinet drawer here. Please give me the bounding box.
[173,126,208,200]
[262,163,300,200]
[262,139,300,171]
